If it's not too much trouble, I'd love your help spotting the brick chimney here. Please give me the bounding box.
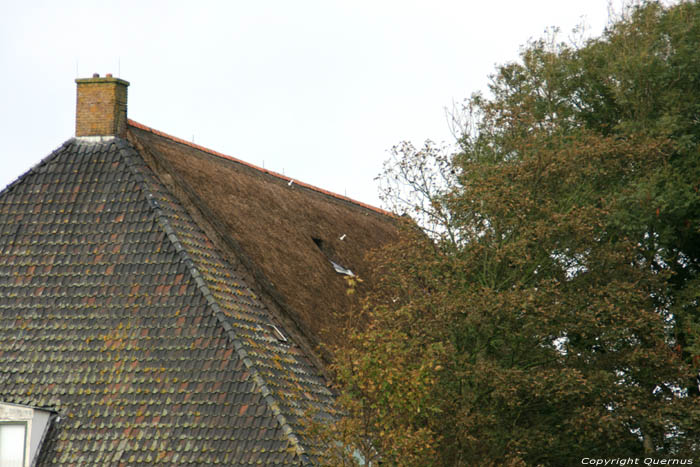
[75,73,130,137]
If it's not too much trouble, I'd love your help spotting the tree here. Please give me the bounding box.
[315,1,700,465]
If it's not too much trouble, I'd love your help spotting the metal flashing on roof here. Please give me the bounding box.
[74,135,116,143]
[269,324,288,342]
[330,260,354,277]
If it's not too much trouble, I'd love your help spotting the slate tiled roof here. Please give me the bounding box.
[0,136,336,465]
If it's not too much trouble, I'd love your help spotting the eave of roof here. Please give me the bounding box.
[127,119,394,218]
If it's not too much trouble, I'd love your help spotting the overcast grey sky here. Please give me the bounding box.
[1,1,613,207]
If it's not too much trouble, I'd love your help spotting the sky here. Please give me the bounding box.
[1,0,615,208]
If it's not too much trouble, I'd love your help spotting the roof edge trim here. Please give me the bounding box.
[114,139,310,464]
[127,119,394,218]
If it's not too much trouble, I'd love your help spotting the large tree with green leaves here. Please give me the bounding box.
[315,1,700,465]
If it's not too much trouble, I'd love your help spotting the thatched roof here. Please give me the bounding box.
[127,121,398,362]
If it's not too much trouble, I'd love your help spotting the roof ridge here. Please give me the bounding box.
[113,138,311,464]
[127,119,394,218]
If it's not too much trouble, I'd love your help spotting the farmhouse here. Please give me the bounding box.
[0,75,397,465]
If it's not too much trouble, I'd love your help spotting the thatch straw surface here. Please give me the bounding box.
[128,123,398,362]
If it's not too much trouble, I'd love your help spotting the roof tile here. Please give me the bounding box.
[0,137,331,464]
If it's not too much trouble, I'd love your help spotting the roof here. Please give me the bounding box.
[0,126,396,464]
[126,120,399,360]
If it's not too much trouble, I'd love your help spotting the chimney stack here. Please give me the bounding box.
[75,73,130,137]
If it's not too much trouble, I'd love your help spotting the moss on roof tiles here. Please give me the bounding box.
[0,137,336,465]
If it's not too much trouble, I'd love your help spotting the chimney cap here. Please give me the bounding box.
[75,75,130,86]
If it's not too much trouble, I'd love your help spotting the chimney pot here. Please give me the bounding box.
[106,73,112,78]
[75,75,130,137]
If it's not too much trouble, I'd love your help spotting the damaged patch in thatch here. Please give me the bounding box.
[127,121,399,362]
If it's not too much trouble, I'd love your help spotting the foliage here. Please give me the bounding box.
[316,1,700,465]
[377,140,458,242]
